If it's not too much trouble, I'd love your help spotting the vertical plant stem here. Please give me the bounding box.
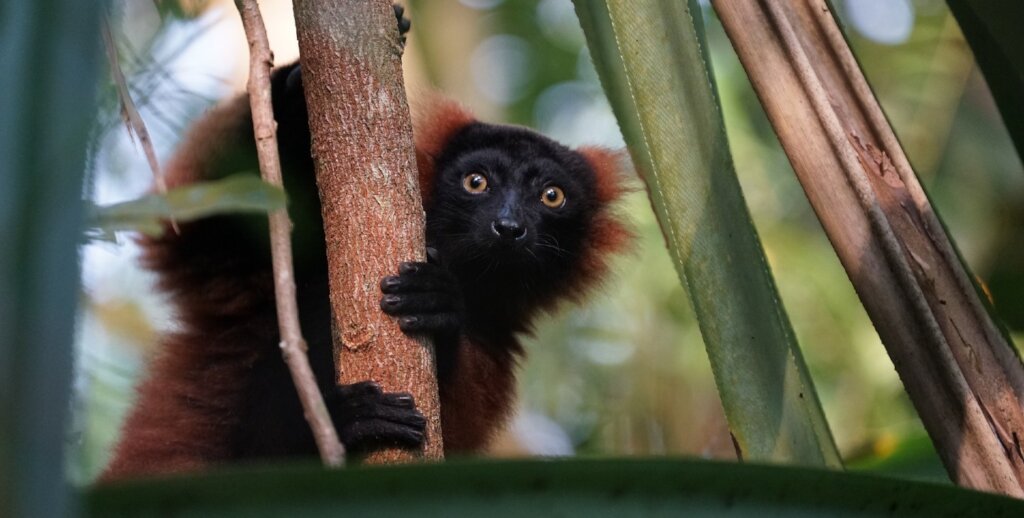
[713,0,1024,496]
[574,0,841,467]
[235,0,345,467]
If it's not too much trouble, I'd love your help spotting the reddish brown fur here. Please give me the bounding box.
[438,338,518,453]
[102,88,630,482]
[433,146,630,453]
[103,97,274,481]
[412,93,475,202]
[567,147,633,302]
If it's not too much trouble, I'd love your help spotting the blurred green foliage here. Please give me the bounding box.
[946,1,1024,171]
[75,0,1022,487]
[2,0,103,514]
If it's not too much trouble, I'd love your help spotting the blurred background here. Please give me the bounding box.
[73,0,1024,485]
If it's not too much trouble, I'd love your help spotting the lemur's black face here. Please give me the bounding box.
[426,123,599,284]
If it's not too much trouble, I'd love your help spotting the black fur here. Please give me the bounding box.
[103,3,627,479]
[394,3,411,48]
[380,123,602,378]
[254,63,603,457]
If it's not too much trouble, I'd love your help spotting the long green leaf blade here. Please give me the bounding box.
[946,1,1024,163]
[85,174,287,238]
[0,0,102,515]
[573,0,840,467]
[87,459,1024,516]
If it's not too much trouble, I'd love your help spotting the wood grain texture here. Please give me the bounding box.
[292,0,443,462]
[713,0,1024,496]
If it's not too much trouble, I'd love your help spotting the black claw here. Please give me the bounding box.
[387,428,424,449]
[365,381,383,393]
[383,261,456,293]
[402,411,427,428]
[344,380,382,396]
[285,63,303,93]
[391,393,415,407]
[393,3,411,48]
[381,276,401,292]
[426,247,441,264]
[399,262,421,275]
[381,294,400,311]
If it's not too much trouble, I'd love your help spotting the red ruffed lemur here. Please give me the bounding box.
[101,5,629,480]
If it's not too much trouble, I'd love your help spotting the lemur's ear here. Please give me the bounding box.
[576,147,631,205]
[565,146,634,301]
[411,92,476,202]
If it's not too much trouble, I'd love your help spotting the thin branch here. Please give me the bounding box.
[101,15,177,231]
[234,0,346,467]
[102,16,163,187]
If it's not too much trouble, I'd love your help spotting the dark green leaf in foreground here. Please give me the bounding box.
[1,0,101,516]
[87,459,1024,517]
[85,174,287,239]
[946,1,1024,163]
[573,0,840,466]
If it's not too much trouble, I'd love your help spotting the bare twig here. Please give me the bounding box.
[102,17,163,188]
[713,0,1024,496]
[101,15,177,231]
[234,0,345,467]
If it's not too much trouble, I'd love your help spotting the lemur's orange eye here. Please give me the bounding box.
[463,173,488,194]
[541,186,565,208]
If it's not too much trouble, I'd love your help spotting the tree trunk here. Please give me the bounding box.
[292,0,444,462]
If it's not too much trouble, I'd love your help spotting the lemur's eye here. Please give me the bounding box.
[541,186,566,208]
[462,173,488,194]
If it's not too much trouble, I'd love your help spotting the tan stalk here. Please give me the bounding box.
[234,0,345,467]
[712,0,1024,496]
[101,16,177,231]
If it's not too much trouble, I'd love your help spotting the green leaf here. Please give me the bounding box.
[573,0,841,467]
[85,174,287,239]
[86,459,1024,516]
[0,0,102,516]
[946,1,1024,163]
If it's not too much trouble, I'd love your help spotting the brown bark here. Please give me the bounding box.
[712,0,1024,496]
[292,0,444,462]
[235,0,346,467]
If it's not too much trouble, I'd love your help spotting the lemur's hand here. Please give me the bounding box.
[380,249,462,337]
[328,381,426,453]
[394,3,411,49]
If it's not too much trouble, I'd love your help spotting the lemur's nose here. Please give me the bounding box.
[491,218,526,240]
